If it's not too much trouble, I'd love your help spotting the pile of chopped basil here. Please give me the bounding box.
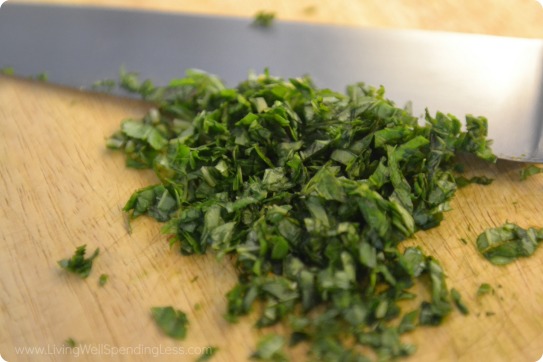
[107,69,496,360]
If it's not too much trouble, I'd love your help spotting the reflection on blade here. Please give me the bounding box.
[0,3,542,161]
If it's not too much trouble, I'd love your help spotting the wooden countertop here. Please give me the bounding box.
[1,1,543,361]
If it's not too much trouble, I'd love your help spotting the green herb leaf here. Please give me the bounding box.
[455,175,493,188]
[195,346,218,362]
[124,184,178,222]
[253,11,275,27]
[1,67,15,75]
[251,334,287,361]
[520,165,543,181]
[419,257,452,325]
[151,306,189,340]
[99,274,109,286]
[476,283,494,297]
[64,338,77,348]
[58,245,100,279]
[476,223,543,265]
[450,288,469,315]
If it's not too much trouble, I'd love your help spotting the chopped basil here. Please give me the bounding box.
[0,67,14,75]
[476,223,543,265]
[476,283,494,297]
[108,70,498,360]
[151,306,189,340]
[455,175,493,188]
[251,334,286,361]
[195,346,218,362]
[91,78,116,93]
[450,288,469,315]
[36,72,48,82]
[253,11,275,27]
[64,338,77,348]
[58,245,99,279]
[520,165,543,181]
[98,274,109,286]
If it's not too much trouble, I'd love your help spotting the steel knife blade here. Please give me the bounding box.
[1,3,542,161]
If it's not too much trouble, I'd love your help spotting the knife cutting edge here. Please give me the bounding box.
[1,3,542,162]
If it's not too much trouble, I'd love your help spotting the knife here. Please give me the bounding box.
[1,3,542,162]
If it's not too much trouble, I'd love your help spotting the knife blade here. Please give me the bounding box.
[1,3,542,162]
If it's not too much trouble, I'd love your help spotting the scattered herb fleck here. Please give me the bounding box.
[460,238,468,245]
[91,78,117,93]
[476,283,493,297]
[520,165,543,181]
[118,66,156,99]
[99,273,109,286]
[123,211,133,234]
[195,346,219,362]
[108,70,497,360]
[253,11,275,27]
[58,245,100,279]
[476,223,543,265]
[36,72,48,82]
[151,306,189,340]
[64,338,77,348]
[485,311,496,317]
[450,288,469,315]
[0,67,14,75]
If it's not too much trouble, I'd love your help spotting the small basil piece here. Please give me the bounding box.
[450,288,469,315]
[476,283,494,297]
[520,165,543,181]
[150,306,189,340]
[98,274,109,287]
[58,245,99,279]
[252,11,275,28]
[476,223,543,265]
[195,346,219,362]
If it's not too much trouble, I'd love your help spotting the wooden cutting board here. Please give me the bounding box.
[1,1,543,361]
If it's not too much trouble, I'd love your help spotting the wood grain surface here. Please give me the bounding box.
[1,1,543,362]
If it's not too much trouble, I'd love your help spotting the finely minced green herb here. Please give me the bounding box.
[108,69,497,360]
[450,288,469,315]
[455,175,493,188]
[195,346,219,362]
[151,306,189,340]
[36,72,48,82]
[253,11,275,27]
[58,245,100,279]
[476,223,543,265]
[476,283,493,297]
[91,78,117,93]
[0,67,14,75]
[64,338,77,348]
[118,66,156,99]
[99,274,109,286]
[520,165,543,181]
